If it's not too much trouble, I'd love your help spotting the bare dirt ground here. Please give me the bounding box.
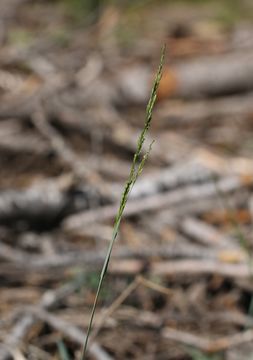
[1,1,253,359]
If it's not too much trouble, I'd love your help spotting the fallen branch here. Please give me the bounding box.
[151,259,251,279]
[162,326,253,353]
[30,307,113,360]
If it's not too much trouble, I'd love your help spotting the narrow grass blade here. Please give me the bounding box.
[80,45,165,360]
[57,340,71,360]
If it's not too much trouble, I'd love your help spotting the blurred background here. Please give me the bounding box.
[1,0,253,359]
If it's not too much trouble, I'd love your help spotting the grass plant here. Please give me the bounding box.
[79,46,165,360]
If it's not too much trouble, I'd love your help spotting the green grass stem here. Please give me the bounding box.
[80,45,165,360]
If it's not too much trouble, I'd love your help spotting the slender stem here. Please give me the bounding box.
[80,45,165,360]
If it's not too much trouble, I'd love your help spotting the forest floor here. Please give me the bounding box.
[1,1,253,359]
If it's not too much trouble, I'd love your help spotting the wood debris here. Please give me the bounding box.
[1,1,253,359]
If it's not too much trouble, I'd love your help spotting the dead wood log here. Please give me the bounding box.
[117,52,253,103]
[0,180,102,229]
